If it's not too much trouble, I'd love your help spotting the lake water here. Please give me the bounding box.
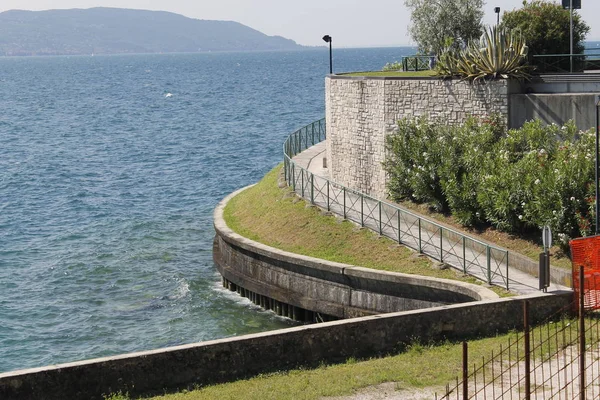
[0,47,414,373]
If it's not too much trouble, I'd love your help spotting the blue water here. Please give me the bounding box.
[0,47,414,373]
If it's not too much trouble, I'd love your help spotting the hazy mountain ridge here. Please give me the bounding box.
[0,7,305,56]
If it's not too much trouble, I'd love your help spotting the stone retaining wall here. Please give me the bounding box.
[325,76,516,199]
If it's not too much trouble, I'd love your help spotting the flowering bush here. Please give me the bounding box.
[384,117,595,252]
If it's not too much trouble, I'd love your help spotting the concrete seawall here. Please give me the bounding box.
[213,186,498,321]
[0,291,572,400]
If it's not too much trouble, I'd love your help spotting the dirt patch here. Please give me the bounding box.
[323,382,440,400]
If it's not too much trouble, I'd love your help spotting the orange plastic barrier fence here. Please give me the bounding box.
[570,235,600,310]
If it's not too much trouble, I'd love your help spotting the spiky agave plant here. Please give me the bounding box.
[467,26,531,81]
[434,26,531,81]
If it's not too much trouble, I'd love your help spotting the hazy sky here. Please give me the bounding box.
[1,1,599,48]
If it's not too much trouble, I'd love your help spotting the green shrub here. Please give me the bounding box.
[384,117,595,252]
[382,61,403,72]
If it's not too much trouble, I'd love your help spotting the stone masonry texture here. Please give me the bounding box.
[325,77,509,199]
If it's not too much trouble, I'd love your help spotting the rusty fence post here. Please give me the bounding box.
[579,265,586,400]
[462,341,468,400]
[524,300,531,400]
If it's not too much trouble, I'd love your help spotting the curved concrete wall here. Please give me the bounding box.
[213,186,498,321]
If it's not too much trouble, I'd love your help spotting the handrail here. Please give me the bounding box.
[283,119,522,291]
[401,55,431,72]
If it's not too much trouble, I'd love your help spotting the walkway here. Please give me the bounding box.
[291,142,570,295]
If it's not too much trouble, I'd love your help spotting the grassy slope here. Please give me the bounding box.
[224,166,506,286]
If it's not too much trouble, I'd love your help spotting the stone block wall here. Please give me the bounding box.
[325,76,513,199]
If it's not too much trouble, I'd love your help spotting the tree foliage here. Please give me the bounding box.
[501,0,589,57]
[404,0,485,55]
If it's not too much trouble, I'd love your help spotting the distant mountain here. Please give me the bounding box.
[0,8,305,56]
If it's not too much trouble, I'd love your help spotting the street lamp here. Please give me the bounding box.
[494,7,500,26]
[322,35,332,74]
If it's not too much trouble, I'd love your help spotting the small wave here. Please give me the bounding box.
[165,93,173,98]
[175,279,190,299]
[161,279,190,301]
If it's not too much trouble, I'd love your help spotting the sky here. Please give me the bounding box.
[0,0,599,48]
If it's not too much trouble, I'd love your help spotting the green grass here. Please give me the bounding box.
[224,166,508,291]
[340,70,437,77]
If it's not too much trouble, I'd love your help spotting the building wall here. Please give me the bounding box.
[325,76,512,199]
[510,93,599,131]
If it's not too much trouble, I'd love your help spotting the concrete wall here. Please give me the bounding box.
[325,76,515,199]
[0,292,572,399]
[213,186,497,321]
[510,93,599,131]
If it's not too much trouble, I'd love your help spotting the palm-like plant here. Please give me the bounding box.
[435,26,531,81]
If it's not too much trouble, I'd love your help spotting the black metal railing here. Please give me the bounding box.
[283,120,520,291]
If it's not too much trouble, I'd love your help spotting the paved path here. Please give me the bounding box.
[291,142,570,295]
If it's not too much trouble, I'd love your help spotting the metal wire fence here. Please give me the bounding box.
[437,270,600,400]
[283,119,523,291]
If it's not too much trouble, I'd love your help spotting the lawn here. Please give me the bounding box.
[339,70,436,77]
[223,165,508,291]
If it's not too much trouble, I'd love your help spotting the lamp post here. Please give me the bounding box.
[562,0,581,72]
[322,35,332,74]
[494,7,500,26]
[570,0,573,72]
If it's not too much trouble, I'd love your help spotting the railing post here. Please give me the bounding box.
[397,210,401,244]
[439,227,443,262]
[311,124,315,146]
[305,129,308,150]
[301,169,305,198]
[506,250,510,291]
[361,194,364,227]
[292,164,296,191]
[343,187,346,219]
[326,180,330,211]
[462,236,466,274]
[418,218,422,253]
[487,246,492,285]
[284,157,287,182]
[378,202,382,236]
[310,174,314,205]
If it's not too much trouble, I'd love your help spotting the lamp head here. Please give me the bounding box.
[322,35,332,43]
[495,6,500,13]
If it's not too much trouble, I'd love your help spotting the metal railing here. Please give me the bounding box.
[532,50,600,73]
[402,55,432,71]
[283,119,520,291]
